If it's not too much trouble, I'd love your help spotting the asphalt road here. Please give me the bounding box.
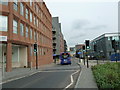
[2,58,81,89]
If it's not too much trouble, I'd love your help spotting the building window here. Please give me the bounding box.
[34,2,36,11]
[20,3,24,16]
[20,23,24,36]
[30,28,32,39]
[34,31,36,41]
[30,0,32,6]
[112,36,119,41]
[37,18,38,27]
[30,12,32,22]
[26,26,29,37]
[13,1,18,11]
[13,20,18,34]
[26,8,29,19]
[0,15,8,31]
[0,0,8,5]
[34,16,36,25]
[30,46,33,56]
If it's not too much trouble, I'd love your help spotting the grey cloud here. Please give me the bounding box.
[70,33,86,39]
[85,25,107,30]
[68,42,76,46]
[72,19,90,30]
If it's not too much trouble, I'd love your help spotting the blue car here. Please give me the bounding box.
[60,52,71,65]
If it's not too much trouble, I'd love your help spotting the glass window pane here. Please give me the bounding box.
[13,20,18,34]
[0,0,8,5]
[0,15,8,31]
[20,3,24,16]
[26,8,28,19]
[13,0,18,11]
[30,12,32,22]
[26,26,28,37]
[20,23,24,36]
[30,28,32,39]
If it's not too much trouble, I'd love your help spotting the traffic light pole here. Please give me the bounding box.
[36,51,38,69]
[86,50,89,68]
[83,51,85,65]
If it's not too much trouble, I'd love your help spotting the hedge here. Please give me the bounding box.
[92,62,120,88]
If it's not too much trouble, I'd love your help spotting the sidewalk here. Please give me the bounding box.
[75,59,98,89]
[1,63,57,83]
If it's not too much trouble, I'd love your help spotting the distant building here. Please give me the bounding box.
[69,47,76,56]
[52,17,64,56]
[75,44,85,51]
[64,40,67,52]
[90,33,120,60]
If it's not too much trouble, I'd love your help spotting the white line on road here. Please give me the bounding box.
[74,69,82,88]
[0,69,78,85]
[0,71,41,85]
[64,70,80,89]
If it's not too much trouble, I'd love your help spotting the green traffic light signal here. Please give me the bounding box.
[87,46,90,49]
[34,44,37,52]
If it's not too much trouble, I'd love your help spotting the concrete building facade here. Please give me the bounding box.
[0,1,53,72]
[52,17,64,56]
[64,40,67,52]
[90,33,120,60]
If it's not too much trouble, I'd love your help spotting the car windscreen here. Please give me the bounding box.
[61,53,70,59]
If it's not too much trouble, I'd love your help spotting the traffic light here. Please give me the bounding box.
[94,45,97,52]
[82,45,85,50]
[85,40,90,49]
[111,40,116,49]
[34,44,37,52]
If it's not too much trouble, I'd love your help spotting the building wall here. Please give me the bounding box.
[75,44,85,51]
[0,1,53,72]
[52,17,64,55]
[90,33,120,60]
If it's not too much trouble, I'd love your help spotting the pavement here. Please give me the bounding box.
[75,59,98,89]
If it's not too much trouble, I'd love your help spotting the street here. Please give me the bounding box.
[2,58,80,89]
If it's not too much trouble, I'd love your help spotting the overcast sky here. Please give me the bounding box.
[45,0,119,47]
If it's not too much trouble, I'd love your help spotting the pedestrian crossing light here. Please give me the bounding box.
[34,44,37,52]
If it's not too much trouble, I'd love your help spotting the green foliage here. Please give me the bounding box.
[92,62,120,88]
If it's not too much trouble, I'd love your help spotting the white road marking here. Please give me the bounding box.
[64,70,80,89]
[0,71,41,85]
[74,70,82,88]
[0,69,78,85]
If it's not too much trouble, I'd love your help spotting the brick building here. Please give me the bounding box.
[75,44,85,51]
[0,1,53,72]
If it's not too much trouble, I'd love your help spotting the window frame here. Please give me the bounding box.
[0,15,8,31]
[26,26,29,37]
[20,23,24,36]
[26,8,29,19]
[13,1,18,11]
[13,19,18,34]
[20,2,24,16]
